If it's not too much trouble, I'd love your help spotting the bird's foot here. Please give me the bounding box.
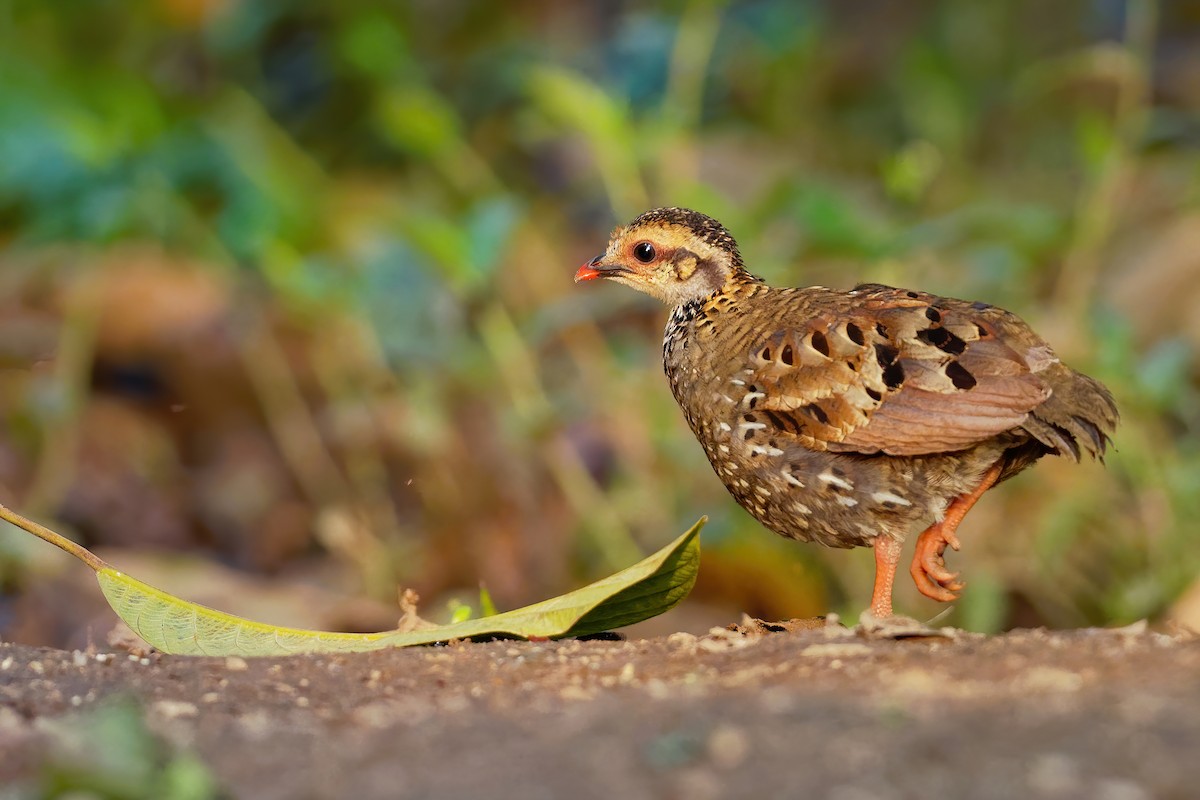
[910,523,965,603]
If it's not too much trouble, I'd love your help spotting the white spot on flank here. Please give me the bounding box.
[720,394,735,403]
[739,421,767,432]
[836,495,859,507]
[741,392,766,407]
[871,491,912,507]
[737,479,750,488]
[718,444,730,453]
[749,445,784,457]
[718,422,732,432]
[755,486,771,497]
[791,502,811,515]
[818,472,854,491]
[782,471,805,487]
[730,379,746,386]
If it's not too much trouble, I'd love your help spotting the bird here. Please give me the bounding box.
[575,207,1118,619]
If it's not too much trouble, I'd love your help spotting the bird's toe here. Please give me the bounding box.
[910,556,964,602]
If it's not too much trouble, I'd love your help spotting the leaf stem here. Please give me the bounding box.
[0,502,108,572]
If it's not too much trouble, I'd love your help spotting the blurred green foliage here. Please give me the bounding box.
[0,0,1198,638]
[17,699,219,800]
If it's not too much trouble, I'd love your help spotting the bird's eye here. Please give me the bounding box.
[633,242,656,263]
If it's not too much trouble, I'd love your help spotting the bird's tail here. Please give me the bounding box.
[1021,364,1118,461]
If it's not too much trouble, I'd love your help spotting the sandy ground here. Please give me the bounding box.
[2,620,1199,799]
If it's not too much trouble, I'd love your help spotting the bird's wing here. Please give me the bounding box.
[739,284,1052,456]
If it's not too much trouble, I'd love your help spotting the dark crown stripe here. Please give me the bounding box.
[629,207,744,267]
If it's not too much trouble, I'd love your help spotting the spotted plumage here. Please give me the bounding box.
[576,207,1118,618]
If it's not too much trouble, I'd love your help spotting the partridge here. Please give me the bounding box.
[575,207,1118,618]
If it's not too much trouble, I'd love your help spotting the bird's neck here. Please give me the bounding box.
[715,266,768,303]
[668,267,766,320]
[727,265,766,289]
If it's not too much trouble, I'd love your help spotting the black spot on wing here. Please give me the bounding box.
[882,361,905,390]
[874,343,905,389]
[944,361,977,390]
[803,403,830,424]
[810,330,830,358]
[762,409,801,434]
[874,343,899,366]
[917,326,967,355]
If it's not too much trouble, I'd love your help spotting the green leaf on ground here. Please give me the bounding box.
[0,503,703,656]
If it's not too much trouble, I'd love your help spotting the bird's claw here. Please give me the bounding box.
[910,528,965,603]
[920,551,962,588]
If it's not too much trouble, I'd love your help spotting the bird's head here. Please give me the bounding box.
[574,207,754,306]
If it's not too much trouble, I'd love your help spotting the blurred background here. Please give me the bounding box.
[1,0,1198,648]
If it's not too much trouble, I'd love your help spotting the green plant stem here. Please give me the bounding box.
[307,319,415,597]
[390,104,650,568]
[659,0,726,195]
[1052,0,1155,327]
[477,303,642,569]
[239,316,354,510]
[23,281,99,517]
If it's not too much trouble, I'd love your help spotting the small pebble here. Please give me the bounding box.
[153,700,199,720]
[560,685,594,702]
[667,632,698,651]
[801,643,872,658]
[707,725,750,769]
[1096,778,1151,800]
[1028,753,1080,795]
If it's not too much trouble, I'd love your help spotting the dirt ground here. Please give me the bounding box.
[2,620,1199,800]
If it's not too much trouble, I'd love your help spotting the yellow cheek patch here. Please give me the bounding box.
[674,253,699,280]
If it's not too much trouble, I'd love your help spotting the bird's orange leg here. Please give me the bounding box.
[870,535,904,618]
[909,461,1004,603]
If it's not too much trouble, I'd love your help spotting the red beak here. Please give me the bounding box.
[574,261,603,282]
[575,254,611,283]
